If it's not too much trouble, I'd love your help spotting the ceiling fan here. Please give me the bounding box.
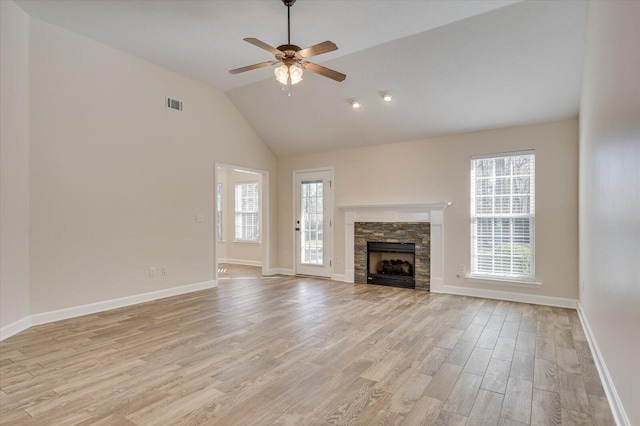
[229,0,346,89]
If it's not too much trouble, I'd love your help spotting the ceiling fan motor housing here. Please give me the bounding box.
[275,44,302,68]
[277,44,301,52]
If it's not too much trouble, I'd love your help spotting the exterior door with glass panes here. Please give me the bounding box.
[294,169,333,277]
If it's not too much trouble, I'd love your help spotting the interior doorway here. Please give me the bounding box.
[294,168,333,278]
[215,163,269,281]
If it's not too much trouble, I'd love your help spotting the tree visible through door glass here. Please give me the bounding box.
[301,180,323,265]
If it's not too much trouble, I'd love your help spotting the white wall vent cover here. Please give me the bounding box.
[166,97,183,111]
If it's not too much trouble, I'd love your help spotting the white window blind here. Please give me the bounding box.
[471,152,535,280]
[235,182,259,241]
[216,183,223,241]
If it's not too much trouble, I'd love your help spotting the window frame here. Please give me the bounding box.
[234,181,260,242]
[216,182,223,242]
[470,151,536,282]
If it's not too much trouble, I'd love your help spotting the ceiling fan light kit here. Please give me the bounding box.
[274,63,303,86]
[229,0,346,93]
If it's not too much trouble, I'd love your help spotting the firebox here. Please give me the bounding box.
[366,242,416,289]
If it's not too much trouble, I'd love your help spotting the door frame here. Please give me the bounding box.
[292,167,334,278]
[214,163,270,281]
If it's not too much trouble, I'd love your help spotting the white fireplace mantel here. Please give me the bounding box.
[339,202,451,292]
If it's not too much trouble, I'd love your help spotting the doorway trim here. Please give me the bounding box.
[215,163,270,282]
[292,167,334,278]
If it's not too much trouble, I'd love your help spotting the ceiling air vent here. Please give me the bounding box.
[166,97,183,111]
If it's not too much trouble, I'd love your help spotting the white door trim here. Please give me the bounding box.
[215,163,270,280]
[293,167,334,278]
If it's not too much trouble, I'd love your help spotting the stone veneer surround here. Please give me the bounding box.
[340,203,449,292]
[355,222,431,290]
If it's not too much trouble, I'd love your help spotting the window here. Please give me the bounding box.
[216,183,223,241]
[235,182,259,241]
[471,152,535,280]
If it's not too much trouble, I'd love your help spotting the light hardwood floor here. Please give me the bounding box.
[1,265,615,425]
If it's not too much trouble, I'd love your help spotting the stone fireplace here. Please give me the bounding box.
[355,222,430,290]
[340,202,450,292]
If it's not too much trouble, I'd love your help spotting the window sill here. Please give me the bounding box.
[233,240,261,245]
[465,274,542,288]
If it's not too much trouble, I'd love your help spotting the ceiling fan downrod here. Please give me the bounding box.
[283,0,296,45]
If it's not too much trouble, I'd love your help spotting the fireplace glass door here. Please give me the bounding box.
[367,242,416,289]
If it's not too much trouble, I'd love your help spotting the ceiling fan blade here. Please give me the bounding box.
[301,62,346,82]
[243,38,282,56]
[229,61,278,75]
[298,41,338,59]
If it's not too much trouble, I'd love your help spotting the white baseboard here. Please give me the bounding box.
[218,258,262,267]
[436,284,578,309]
[264,268,294,276]
[263,269,346,280]
[345,268,354,282]
[0,280,216,341]
[430,277,444,292]
[577,304,630,426]
[0,316,32,341]
[331,274,350,283]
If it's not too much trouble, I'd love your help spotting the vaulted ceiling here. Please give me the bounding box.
[16,0,587,157]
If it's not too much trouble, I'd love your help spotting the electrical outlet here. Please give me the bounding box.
[162,267,167,276]
[195,214,204,223]
[149,267,156,278]
[456,264,465,279]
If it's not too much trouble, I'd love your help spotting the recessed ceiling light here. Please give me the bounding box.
[351,99,362,109]
[382,91,393,102]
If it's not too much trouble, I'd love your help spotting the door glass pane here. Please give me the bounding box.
[301,179,323,265]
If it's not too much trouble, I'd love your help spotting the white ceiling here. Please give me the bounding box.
[16,0,587,157]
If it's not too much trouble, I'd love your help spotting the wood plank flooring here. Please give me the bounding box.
[0,265,615,425]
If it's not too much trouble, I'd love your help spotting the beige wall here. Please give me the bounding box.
[278,119,578,300]
[217,168,263,264]
[579,2,640,424]
[28,17,276,315]
[0,1,31,333]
